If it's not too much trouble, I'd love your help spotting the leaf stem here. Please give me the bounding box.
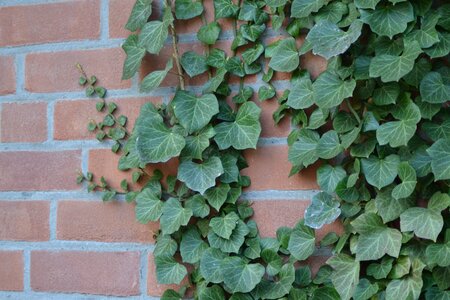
[345,99,361,124]
[169,23,185,90]
[200,0,212,79]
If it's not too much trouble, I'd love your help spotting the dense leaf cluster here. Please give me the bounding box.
[81,0,450,299]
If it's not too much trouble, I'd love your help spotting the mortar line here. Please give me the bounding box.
[100,0,109,41]
[0,0,75,7]
[46,100,55,142]
[140,249,149,297]
[15,54,25,95]
[23,249,31,292]
[0,291,161,300]
[1,240,156,252]
[49,199,58,240]
[81,147,90,174]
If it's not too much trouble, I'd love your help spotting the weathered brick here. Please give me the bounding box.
[0,251,23,291]
[0,151,81,191]
[242,145,319,191]
[147,253,189,297]
[25,48,130,93]
[0,201,49,241]
[1,102,47,143]
[0,0,100,47]
[257,96,291,138]
[251,200,343,241]
[0,56,15,95]
[53,97,162,140]
[31,251,140,296]
[57,200,158,243]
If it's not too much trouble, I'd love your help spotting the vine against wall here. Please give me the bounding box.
[78,0,450,299]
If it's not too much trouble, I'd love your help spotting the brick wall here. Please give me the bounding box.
[0,0,337,298]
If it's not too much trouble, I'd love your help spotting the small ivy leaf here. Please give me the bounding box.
[424,32,450,59]
[420,72,450,104]
[392,162,417,200]
[155,255,188,285]
[204,183,230,211]
[268,38,299,72]
[403,57,432,88]
[317,164,346,194]
[203,68,227,93]
[177,156,224,194]
[225,56,245,77]
[426,138,450,180]
[240,24,266,42]
[140,59,173,92]
[242,43,264,65]
[254,263,295,299]
[125,0,152,32]
[317,130,342,159]
[327,254,360,300]
[78,76,87,86]
[291,0,326,18]
[428,191,450,213]
[87,121,96,132]
[367,257,394,279]
[197,21,221,45]
[95,87,106,98]
[107,102,117,114]
[222,256,265,293]
[135,188,163,223]
[180,51,208,77]
[313,71,356,109]
[206,48,227,68]
[209,212,239,239]
[372,83,400,106]
[400,207,443,242]
[160,198,193,235]
[138,20,169,54]
[353,279,379,300]
[375,186,414,223]
[161,289,182,300]
[180,227,208,264]
[287,221,315,260]
[86,86,95,97]
[214,0,239,19]
[287,76,314,109]
[426,242,450,267]
[175,0,203,20]
[385,259,425,300]
[102,114,115,127]
[422,119,450,141]
[233,86,253,104]
[288,129,319,168]
[304,192,341,229]
[258,85,275,101]
[361,154,400,189]
[132,171,141,183]
[208,219,249,253]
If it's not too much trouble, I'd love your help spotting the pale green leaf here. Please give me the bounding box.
[180,51,208,77]
[254,264,295,299]
[392,162,416,199]
[135,188,163,223]
[313,71,356,109]
[138,20,168,54]
[214,0,239,18]
[177,156,224,194]
[140,59,173,92]
[160,198,193,235]
[375,186,414,223]
[427,138,450,180]
[125,0,152,31]
[155,255,188,284]
[175,0,203,19]
[317,164,346,193]
[305,192,341,229]
[426,242,450,267]
[287,221,315,260]
[287,76,314,109]
[317,130,342,159]
[420,72,450,104]
[222,256,265,293]
[288,129,319,168]
[180,227,208,264]
[400,207,443,241]
[122,35,146,80]
[268,38,299,72]
[291,0,326,18]
[361,154,400,189]
[200,248,227,283]
[210,212,239,239]
[208,220,249,253]
[327,254,360,300]
[353,279,379,300]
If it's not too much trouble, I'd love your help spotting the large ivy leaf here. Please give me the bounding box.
[313,71,356,109]
[155,255,188,284]
[204,183,230,212]
[287,76,314,109]
[369,40,422,82]
[304,192,341,229]
[175,0,203,19]
[306,20,362,59]
[172,90,219,134]
[317,164,346,194]
[291,0,326,18]
[135,103,185,163]
[317,131,342,159]
[214,0,239,18]
[180,51,208,77]
[361,154,400,189]
[122,35,146,80]
[222,257,265,293]
[360,2,415,38]
[154,235,177,257]
[125,0,152,31]
[135,188,163,223]
[428,191,450,213]
[268,38,299,72]
[385,259,425,300]
[351,213,402,261]
[209,212,239,239]
[198,21,221,45]
[254,264,295,299]
[160,198,193,235]
[375,186,414,223]
[180,227,208,264]
[427,138,450,180]
[140,59,173,92]
[214,102,261,150]
[420,72,450,104]
[407,11,440,48]
[138,20,168,54]
[426,242,450,267]
[327,254,360,300]
[287,221,315,260]
[208,220,249,253]
[288,129,319,168]
[178,156,224,194]
[200,248,227,283]
[400,207,443,241]
[392,162,416,199]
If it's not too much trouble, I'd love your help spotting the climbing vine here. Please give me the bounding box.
[79,0,450,299]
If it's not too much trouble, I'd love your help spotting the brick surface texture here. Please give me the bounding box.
[0,0,331,298]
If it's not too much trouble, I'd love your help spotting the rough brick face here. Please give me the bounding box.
[0,201,50,241]
[1,102,47,143]
[0,0,100,47]
[57,200,158,243]
[0,251,23,291]
[0,151,81,191]
[0,56,15,95]
[31,251,140,296]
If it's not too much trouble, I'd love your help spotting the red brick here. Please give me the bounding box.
[147,253,189,297]
[53,97,162,140]
[298,255,330,277]
[0,56,15,95]
[25,48,131,93]
[0,151,81,191]
[1,102,47,143]
[0,251,23,291]
[88,149,178,191]
[57,200,158,243]
[242,145,319,191]
[31,251,140,296]
[0,1,100,47]
[257,97,290,138]
[0,201,49,241]
[251,200,343,241]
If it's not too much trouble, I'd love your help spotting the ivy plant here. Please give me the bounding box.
[79,0,450,299]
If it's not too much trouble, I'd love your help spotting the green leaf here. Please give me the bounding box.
[420,72,450,104]
[305,192,341,229]
[367,257,394,279]
[175,0,203,19]
[240,24,266,42]
[161,289,182,300]
[155,255,188,284]
[214,0,239,18]
[138,20,168,54]
[353,279,379,300]
[288,129,319,168]
[180,227,208,263]
[200,248,227,283]
[262,249,283,276]
[242,44,264,65]
[407,11,440,48]
[312,286,340,300]
[426,242,450,267]
[219,154,239,183]
[354,0,380,9]
[287,221,315,260]
[198,284,225,300]
[433,266,450,290]
[140,59,173,92]
[291,0,326,18]
[160,198,193,235]
[185,194,210,218]
[180,51,208,77]
[327,254,360,300]
[287,77,314,109]
[125,0,152,31]
[392,162,416,199]
[306,20,362,59]
[122,35,146,80]
[361,154,400,189]
[154,235,177,257]
[313,71,356,109]
[427,138,450,180]
[317,130,342,159]
[428,191,450,213]
[424,32,450,59]
[317,164,346,194]
[385,259,425,300]
[198,22,221,45]
[360,2,415,38]
[178,156,224,194]
[423,119,450,141]
[268,38,299,72]
[135,188,163,223]
[135,103,185,163]
[254,264,295,299]
[375,186,414,223]
[400,207,443,241]
[214,101,261,150]
[222,256,265,293]
[373,83,400,106]
[210,212,239,239]
[369,40,422,82]
[409,146,432,177]
[208,219,249,253]
[181,126,215,160]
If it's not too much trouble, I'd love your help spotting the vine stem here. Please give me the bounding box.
[200,0,211,79]
[169,22,185,90]
[345,99,361,124]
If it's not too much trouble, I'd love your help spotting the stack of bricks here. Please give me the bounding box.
[0,0,340,298]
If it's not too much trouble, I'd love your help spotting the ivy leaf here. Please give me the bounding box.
[427,138,450,180]
[317,130,342,159]
[160,198,193,235]
[177,156,224,194]
[135,188,163,223]
[155,255,188,284]
[304,192,341,229]
[122,35,146,80]
[317,164,346,194]
[288,129,319,168]
[420,72,450,104]
[240,24,266,42]
[219,154,239,183]
[181,126,215,160]
[208,220,249,253]
[354,0,380,9]
[200,248,227,283]
[400,207,443,241]
[242,44,264,65]
[140,59,173,92]
[424,32,450,59]
[353,279,379,300]
[210,212,239,239]
[361,154,400,189]
[203,69,227,93]
[372,83,400,106]
[180,227,208,264]
[268,38,299,72]
[214,102,262,150]
[125,0,152,31]
[291,0,326,18]
[204,183,230,212]
[392,162,416,200]
[287,77,314,109]
[180,51,208,77]
[254,264,295,299]
[375,186,414,223]
[287,221,315,260]
[222,257,265,293]
[423,119,450,141]
[426,242,450,267]
[175,0,203,20]
[154,235,177,257]
[433,266,450,290]
[261,249,283,276]
[385,259,425,300]
[428,191,450,213]
[313,71,356,109]
[214,0,239,18]
[367,257,394,279]
[135,103,185,163]
[407,11,440,48]
[185,194,210,218]
[198,284,225,300]
[198,21,221,45]
[306,20,362,59]
[312,286,340,300]
[327,254,360,300]
[360,2,415,38]
[138,20,168,54]
[369,40,422,82]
